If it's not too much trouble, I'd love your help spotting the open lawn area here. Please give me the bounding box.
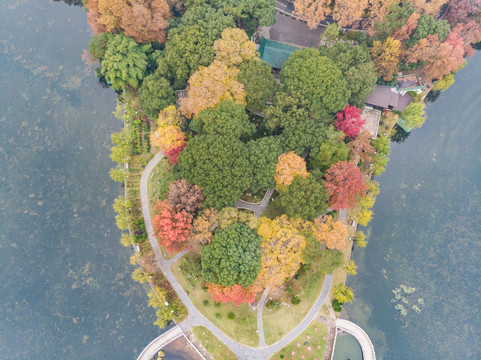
[192,326,238,360]
[263,263,326,345]
[269,321,328,360]
[172,254,259,347]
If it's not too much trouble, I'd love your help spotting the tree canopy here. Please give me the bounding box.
[310,125,349,173]
[100,33,150,90]
[213,27,256,67]
[190,100,254,139]
[275,151,309,189]
[238,59,276,112]
[247,136,285,193]
[201,223,262,287]
[178,134,252,209]
[138,72,175,116]
[280,48,350,115]
[276,174,329,221]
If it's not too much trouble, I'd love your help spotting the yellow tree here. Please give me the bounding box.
[179,60,246,119]
[371,37,401,81]
[332,0,369,28]
[150,105,186,152]
[356,207,373,226]
[293,0,332,29]
[313,215,348,250]
[254,216,306,291]
[213,28,257,67]
[408,0,448,16]
[274,152,309,189]
[189,208,218,253]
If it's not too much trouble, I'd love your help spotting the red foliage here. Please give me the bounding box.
[206,283,256,306]
[323,161,368,210]
[165,143,186,165]
[152,200,192,254]
[335,105,366,139]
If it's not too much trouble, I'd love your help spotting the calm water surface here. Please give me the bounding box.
[0,0,161,358]
[345,52,481,359]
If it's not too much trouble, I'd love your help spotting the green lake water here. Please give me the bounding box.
[345,52,481,359]
[0,0,162,358]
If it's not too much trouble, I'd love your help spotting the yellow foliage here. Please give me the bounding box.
[255,216,306,292]
[214,28,257,67]
[332,0,369,27]
[293,0,332,29]
[371,37,401,81]
[274,152,309,189]
[179,60,246,119]
[313,215,348,250]
[151,105,186,152]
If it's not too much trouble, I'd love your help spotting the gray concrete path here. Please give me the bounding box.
[336,319,376,360]
[257,288,270,347]
[235,188,274,218]
[139,152,335,359]
[137,325,183,360]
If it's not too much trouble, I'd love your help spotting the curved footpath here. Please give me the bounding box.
[138,151,332,359]
[336,319,376,360]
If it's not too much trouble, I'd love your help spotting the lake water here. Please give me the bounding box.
[0,0,161,358]
[345,52,481,359]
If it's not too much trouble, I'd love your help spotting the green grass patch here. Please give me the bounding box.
[260,196,282,219]
[263,263,326,345]
[192,326,238,360]
[270,321,328,360]
[172,255,259,347]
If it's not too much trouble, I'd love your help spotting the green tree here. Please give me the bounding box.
[282,117,327,158]
[280,48,350,115]
[276,174,329,221]
[322,22,340,44]
[247,136,285,193]
[88,32,113,60]
[406,14,450,48]
[238,59,276,112]
[100,33,150,91]
[110,130,132,164]
[402,101,426,129]
[333,284,354,304]
[310,125,349,172]
[201,223,262,287]
[318,248,344,274]
[190,100,254,138]
[138,72,175,116]
[319,42,377,108]
[178,135,252,208]
[374,2,415,40]
[162,5,235,87]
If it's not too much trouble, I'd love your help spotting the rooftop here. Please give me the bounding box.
[396,74,424,90]
[365,85,413,111]
[258,37,301,69]
[361,107,381,138]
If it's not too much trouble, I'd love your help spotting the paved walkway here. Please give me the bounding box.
[137,325,183,360]
[336,319,376,360]
[235,188,275,218]
[138,151,336,359]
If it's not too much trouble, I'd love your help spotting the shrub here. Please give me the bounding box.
[227,312,235,320]
[332,299,342,312]
[291,296,301,305]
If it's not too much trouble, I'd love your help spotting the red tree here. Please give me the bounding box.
[206,283,256,306]
[335,105,366,139]
[323,161,368,210]
[165,143,185,165]
[152,200,192,254]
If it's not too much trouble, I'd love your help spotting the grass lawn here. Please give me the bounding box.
[171,255,259,347]
[269,321,328,360]
[192,326,238,360]
[147,156,178,259]
[260,195,282,219]
[263,263,326,345]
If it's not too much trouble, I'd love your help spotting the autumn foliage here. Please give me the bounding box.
[293,0,331,29]
[152,200,192,254]
[347,130,375,163]
[335,104,366,139]
[274,152,309,189]
[324,161,368,210]
[213,28,256,67]
[167,178,205,213]
[179,60,246,119]
[206,283,256,306]
[371,37,401,81]
[313,215,348,250]
[85,0,171,43]
[150,106,186,164]
[255,216,306,291]
[189,208,218,253]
